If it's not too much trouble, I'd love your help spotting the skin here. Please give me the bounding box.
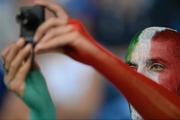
[33,0,180,119]
[2,38,55,120]
[151,38,180,95]
[2,38,32,97]
[128,29,180,119]
[2,0,180,119]
[130,31,180,95]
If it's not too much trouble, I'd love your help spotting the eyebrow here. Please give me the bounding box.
[126,61,137,66]
[146,58,168,65]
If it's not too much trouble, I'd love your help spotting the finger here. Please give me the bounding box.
[35,31,79,53]
[1,45,12,59]
[6,44,32,84]
[1,46,12,69]
[34,46,64,54]
[8,55,32,97]
[40,25,73,43]
[1,42,17,62]
[34,18,67,42]
[1,39,20,58]
[34,0,69,19]
[4,38,25,69]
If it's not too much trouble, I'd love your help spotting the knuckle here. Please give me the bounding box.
[5,57,10,65]
[37,26,43,33]
[49,17,56,23]
[49,28,56,34]
[9,78,24,94]
[16,82,23,91]
[11,45,17,51]
[10,63,17,70]
[13,44,18,50]
[52,3,60,11]
[24,46,31,54]
[57,18,66,25]
[73,31,80,38]
[9,82,17,92]
[18,70,26,77]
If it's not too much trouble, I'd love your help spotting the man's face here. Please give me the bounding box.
[129,33,180,95]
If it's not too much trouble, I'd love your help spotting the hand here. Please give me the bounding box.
[2,38,32,96]
[2,39,55,118]
[34,0,100,65]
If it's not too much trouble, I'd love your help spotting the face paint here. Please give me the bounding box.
[128,27,180,94]
[126,27,180,119]
[127,27,167,82]
[151,30,180,95]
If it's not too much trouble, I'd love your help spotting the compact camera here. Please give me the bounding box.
[16,5,45,43]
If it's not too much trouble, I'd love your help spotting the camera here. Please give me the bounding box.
[16,5,45,43]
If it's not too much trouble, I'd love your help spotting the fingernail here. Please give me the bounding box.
[35,44,42,51]
[36,44,41,49]
[34,47,40,53]
[26,44,32,50]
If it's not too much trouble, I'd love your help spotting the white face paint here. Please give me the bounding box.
[129,27,168,120]
[130,27,167,83]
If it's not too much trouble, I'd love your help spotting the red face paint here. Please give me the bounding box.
[67,20,180,118]
[151,30,180,95]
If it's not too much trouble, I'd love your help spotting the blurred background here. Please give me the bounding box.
[0,0,180,119]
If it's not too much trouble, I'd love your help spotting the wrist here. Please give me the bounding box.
[67,18,112,66]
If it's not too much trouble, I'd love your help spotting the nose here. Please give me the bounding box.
[136,66,150,78]
[136,65,159,83]
[137,66,144,74]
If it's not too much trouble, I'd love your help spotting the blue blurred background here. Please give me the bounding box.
[0,0,180,119]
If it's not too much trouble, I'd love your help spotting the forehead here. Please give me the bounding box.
[150,36,180,65]
[130,27,167,63]
[130,28,179,65]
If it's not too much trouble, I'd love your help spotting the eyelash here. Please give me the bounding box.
[128,64,137,70]
[128,63,165,72]
[148,63,165,72]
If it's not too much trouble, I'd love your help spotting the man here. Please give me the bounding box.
[125,27,180,119]
[2,0,180,119]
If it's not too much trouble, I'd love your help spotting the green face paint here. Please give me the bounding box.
[125,32,141,63]
[22,70,55,120]
[125,27,172,120]
[125,32,142,120]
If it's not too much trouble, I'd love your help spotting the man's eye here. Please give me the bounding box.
[129,65,137,70]
[149,63,164,72]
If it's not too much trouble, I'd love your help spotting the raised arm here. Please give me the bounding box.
[34,0,180,119]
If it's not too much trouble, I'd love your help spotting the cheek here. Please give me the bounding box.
[143,71,159,83]
[158,69,180,94]
[150,40,180,95]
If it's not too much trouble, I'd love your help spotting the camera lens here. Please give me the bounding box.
[23,11,41,31]
[16,10,41,31]
[16,5,44,42]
